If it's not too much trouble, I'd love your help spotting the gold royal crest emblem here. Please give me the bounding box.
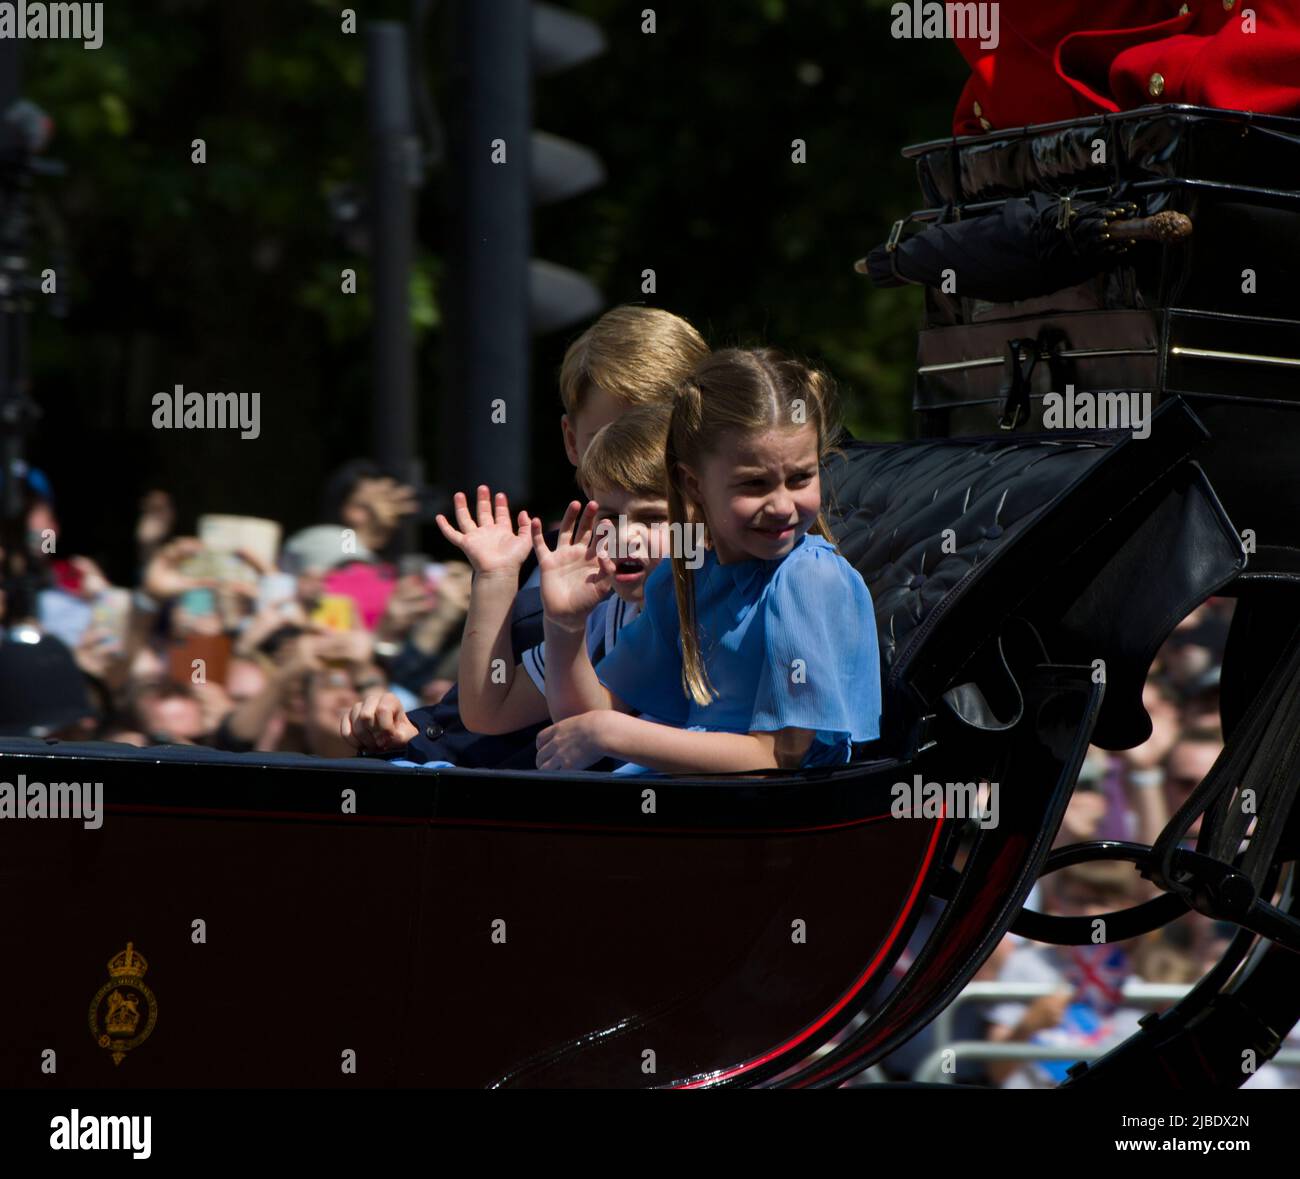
[88,942,157,1066]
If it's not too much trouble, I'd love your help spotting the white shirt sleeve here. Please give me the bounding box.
[520,598,612,696]
[987,946,1066,1031]
[520,641,547,695]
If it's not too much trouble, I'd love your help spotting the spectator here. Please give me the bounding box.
[1180,665,1222,733]
[214,629,379,757]
[304,660,384,758]
[1164,728,1223,843]
[986,862,1147,1088]
[226,655,270,706]
[131,683,208,746]
[319,459,419,560]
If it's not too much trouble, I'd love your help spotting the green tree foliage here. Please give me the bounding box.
[22,0,963,568]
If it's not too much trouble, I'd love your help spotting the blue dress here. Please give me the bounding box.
[594,531,882,772]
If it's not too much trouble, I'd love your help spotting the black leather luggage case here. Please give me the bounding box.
[897,106,1300,438]
[914,307,1300,437]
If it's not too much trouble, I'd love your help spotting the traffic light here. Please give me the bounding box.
[529,2,606,333]
[441,0,607,502]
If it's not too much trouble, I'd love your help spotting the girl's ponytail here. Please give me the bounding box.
[790,361,842,546]
[666,377,716,707]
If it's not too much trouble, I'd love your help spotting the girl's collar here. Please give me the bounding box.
[707,530,823,590]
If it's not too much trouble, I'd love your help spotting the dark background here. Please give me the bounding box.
[19,0,963,582]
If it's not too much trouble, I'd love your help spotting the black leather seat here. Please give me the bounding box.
[824,395,1242,757]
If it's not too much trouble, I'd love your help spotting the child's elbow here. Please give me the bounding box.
[772,728,816,770]
[457,696,500,735]
[462,707,510,736]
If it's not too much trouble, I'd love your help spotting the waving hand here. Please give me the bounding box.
[531,500,614,632]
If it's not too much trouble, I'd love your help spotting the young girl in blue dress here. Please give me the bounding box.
[530,347,881,774]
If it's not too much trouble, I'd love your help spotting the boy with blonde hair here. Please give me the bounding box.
[343,306,706,766]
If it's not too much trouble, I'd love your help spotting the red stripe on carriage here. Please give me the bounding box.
[670,811,946,1087]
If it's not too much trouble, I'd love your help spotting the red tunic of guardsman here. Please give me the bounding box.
[950,0,1300,134]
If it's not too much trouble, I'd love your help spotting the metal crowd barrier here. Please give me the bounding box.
[914,981,1300,1085]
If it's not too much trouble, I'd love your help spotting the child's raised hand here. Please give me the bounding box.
[531,500,613,632]
[435,485,532,577]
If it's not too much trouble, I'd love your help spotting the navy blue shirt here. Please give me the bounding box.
[389,582,547,769]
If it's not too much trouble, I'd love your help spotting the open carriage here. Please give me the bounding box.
[2,106,1299,1089]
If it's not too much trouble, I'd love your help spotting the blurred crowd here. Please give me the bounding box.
[0,460,472,756]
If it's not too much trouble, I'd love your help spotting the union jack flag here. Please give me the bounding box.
[1063,943,1130,1015]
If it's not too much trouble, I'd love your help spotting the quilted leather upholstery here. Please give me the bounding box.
[823,434,1111,688]
[820,410,1245,752]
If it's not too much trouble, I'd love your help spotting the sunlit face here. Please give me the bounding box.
[225,658,268,706]
[144,697,205,745]
[1051,885,1123,919]
[341,477,384,531]
[587,485,670,605]
[562,387,626,466]
[1166,740,1221,840]
[679,425,821,564]
[308,664,383,733]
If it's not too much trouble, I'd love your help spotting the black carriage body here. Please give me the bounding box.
[0,400,1259,1088]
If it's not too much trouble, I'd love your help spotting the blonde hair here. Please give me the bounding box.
[559,305,709,417]
[577,402,672,500]
[1132,934,1199,985]
[666,347,842,707]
